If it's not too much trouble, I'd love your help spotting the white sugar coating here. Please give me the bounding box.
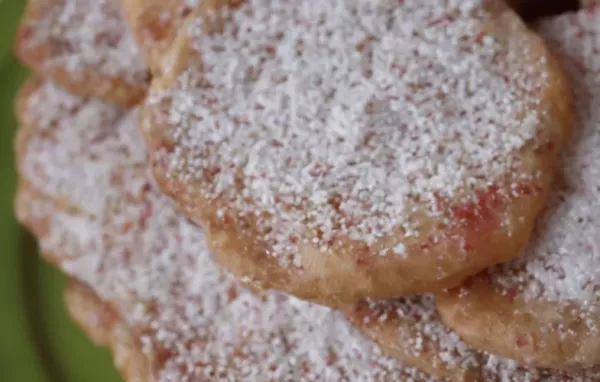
[20,82,146,217]
[362,296,600,381]
[150,0,549,265]
[22,0,148,84]
[366,295,479,369]
[481,355,600,382]
[491,9,600,314]
[19,82,441,382]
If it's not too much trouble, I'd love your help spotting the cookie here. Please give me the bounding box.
[345,296,600,381]
[15,0,150,106]
[141,0,572,305]
[345,296,481,381]
[437,6,600,370]
[64,280,152,382]
[15,79,442,382]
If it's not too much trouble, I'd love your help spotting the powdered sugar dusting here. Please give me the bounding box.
[21,0,148,85]
[482,355,600,382]
[366,295,479,369]
[360,296,600,381]
[20,82,146,217]
[149,0,549,266]
[491,8,600,325]
[18,82,440,382]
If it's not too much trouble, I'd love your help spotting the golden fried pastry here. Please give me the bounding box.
[141,0,572,305]
[15,79,443,382]
[437,6,600,370]
[15,0,150,106]
[64,281,152,382]
[345,296,600,381]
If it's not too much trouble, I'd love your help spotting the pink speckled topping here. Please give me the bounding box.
[18,81,440,382]
[19,0,148,86]
[490,7,600,329]
[147,0,551,267]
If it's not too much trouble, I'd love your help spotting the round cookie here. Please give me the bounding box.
[15,0,150,106]
[344,296,600,381]
[142,0,572,304]
[15,80,442,382]
[437,7,600,370]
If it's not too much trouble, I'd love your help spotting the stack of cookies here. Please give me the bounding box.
[12,0,600,380]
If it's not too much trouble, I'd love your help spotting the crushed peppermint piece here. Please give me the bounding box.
[148,0,551,269]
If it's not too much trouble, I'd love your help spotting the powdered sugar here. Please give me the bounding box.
[18,81,440,381]
[19,82,146,217]
[21,0,148,85]
[481,355,600,382]
[149,0,549,266]
[491,8,600,319]
[364,295,479,369]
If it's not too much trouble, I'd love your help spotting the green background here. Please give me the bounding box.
[0,1,121,381]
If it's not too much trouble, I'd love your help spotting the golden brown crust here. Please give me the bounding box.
[437,277,600,371]
[342,297,484,382]
[15,0,150,106]
[142,0,573,306]
[64,280,155,382]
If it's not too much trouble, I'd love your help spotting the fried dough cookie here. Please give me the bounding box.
[438,6,600,370]
[64,281,152,382]
[142,0,572,305]
[345,296,600,381]
[15,80,442,382]
[15,0,150,106]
